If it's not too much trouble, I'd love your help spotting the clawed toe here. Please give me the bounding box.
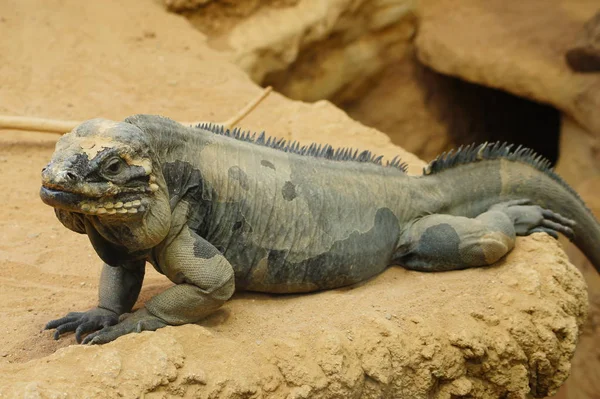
[542,219,575,239]
[541,209,576,227]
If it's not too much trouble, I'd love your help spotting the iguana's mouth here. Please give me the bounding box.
[40,186,147,215]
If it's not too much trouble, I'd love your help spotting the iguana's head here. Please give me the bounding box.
[40,119,162,219]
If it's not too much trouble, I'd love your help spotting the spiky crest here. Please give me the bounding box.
[194,122,408,172]
[424,141,587,207]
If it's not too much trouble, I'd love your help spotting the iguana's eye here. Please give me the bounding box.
[102,157,125,176]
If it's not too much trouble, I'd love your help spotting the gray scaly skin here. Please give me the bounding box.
[40,115,600,344]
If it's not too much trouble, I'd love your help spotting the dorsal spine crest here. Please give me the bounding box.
[194,122,408,172]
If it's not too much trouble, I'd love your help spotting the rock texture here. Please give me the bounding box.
[415,16,600,399]
[553,118,600,399]
[343,53,451,161]
[165,0,213,12]
[175,0,419,102]
[0,0,590,398]
[0,231,590,398]
[415,0,600,135]
[566,10,600,72]
[556,118,600,190]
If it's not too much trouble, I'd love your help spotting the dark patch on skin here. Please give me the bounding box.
[395,223,486,271]
[281,181,297,201]
[69,153,91,182]
[162,161,212,235]
[192,238,220,259]
[54,209,86,234]
[228,166,249,191]
[242,207,400,292]
[395,223,459,271]
[84,219,148,267]
[216,206,260,282]
[231,217,253,234]
[260,160,276,170]
[43,152,90,188]
[418,223,461,262]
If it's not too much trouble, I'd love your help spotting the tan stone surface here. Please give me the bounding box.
[179,0,419,102]
[0,1,590,398]
[566,10,600,72]
[554,180,600,399]
[556,118,600,188]
[415,0,600,134]
[165,0,214,12]
[343,52,451,162]
[553,118,600,399]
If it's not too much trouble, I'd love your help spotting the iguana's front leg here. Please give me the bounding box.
[395,199,575,271]
[82,226,235,344]
[45,261,145,343]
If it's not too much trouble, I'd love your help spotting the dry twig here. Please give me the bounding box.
[0,86,273,134]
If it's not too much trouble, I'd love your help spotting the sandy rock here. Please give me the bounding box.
[165,0,214,12]
[178,0,418,102]
[0,1,591,398]
[555,117,600,189]
[0,234,588,398]
[415,0,600,134]
[555,178,600,399]
[343,54,451,161]
[554,118,600,399]
[566,10,600,72]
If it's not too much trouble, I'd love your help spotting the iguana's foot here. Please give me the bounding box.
[45,307,119,343]
[489,199,576,239]
[81,308,167,345]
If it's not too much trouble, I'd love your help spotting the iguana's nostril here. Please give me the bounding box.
[53,170,79,183]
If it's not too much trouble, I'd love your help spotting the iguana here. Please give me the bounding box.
[40,115,600,344]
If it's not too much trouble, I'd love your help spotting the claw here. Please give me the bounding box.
[45,313,81,330]
[541,209,576,227]
[542,220,575,239]
[75,321,99,344]
[490,200,577,240]
[78,308,167,345]
[44,308,119,343]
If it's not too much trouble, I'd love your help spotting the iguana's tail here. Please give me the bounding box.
[420,142,600,272]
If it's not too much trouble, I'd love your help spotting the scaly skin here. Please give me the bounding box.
[40,115,600,344]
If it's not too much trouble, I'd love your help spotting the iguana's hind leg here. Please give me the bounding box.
[395,199,575,272]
